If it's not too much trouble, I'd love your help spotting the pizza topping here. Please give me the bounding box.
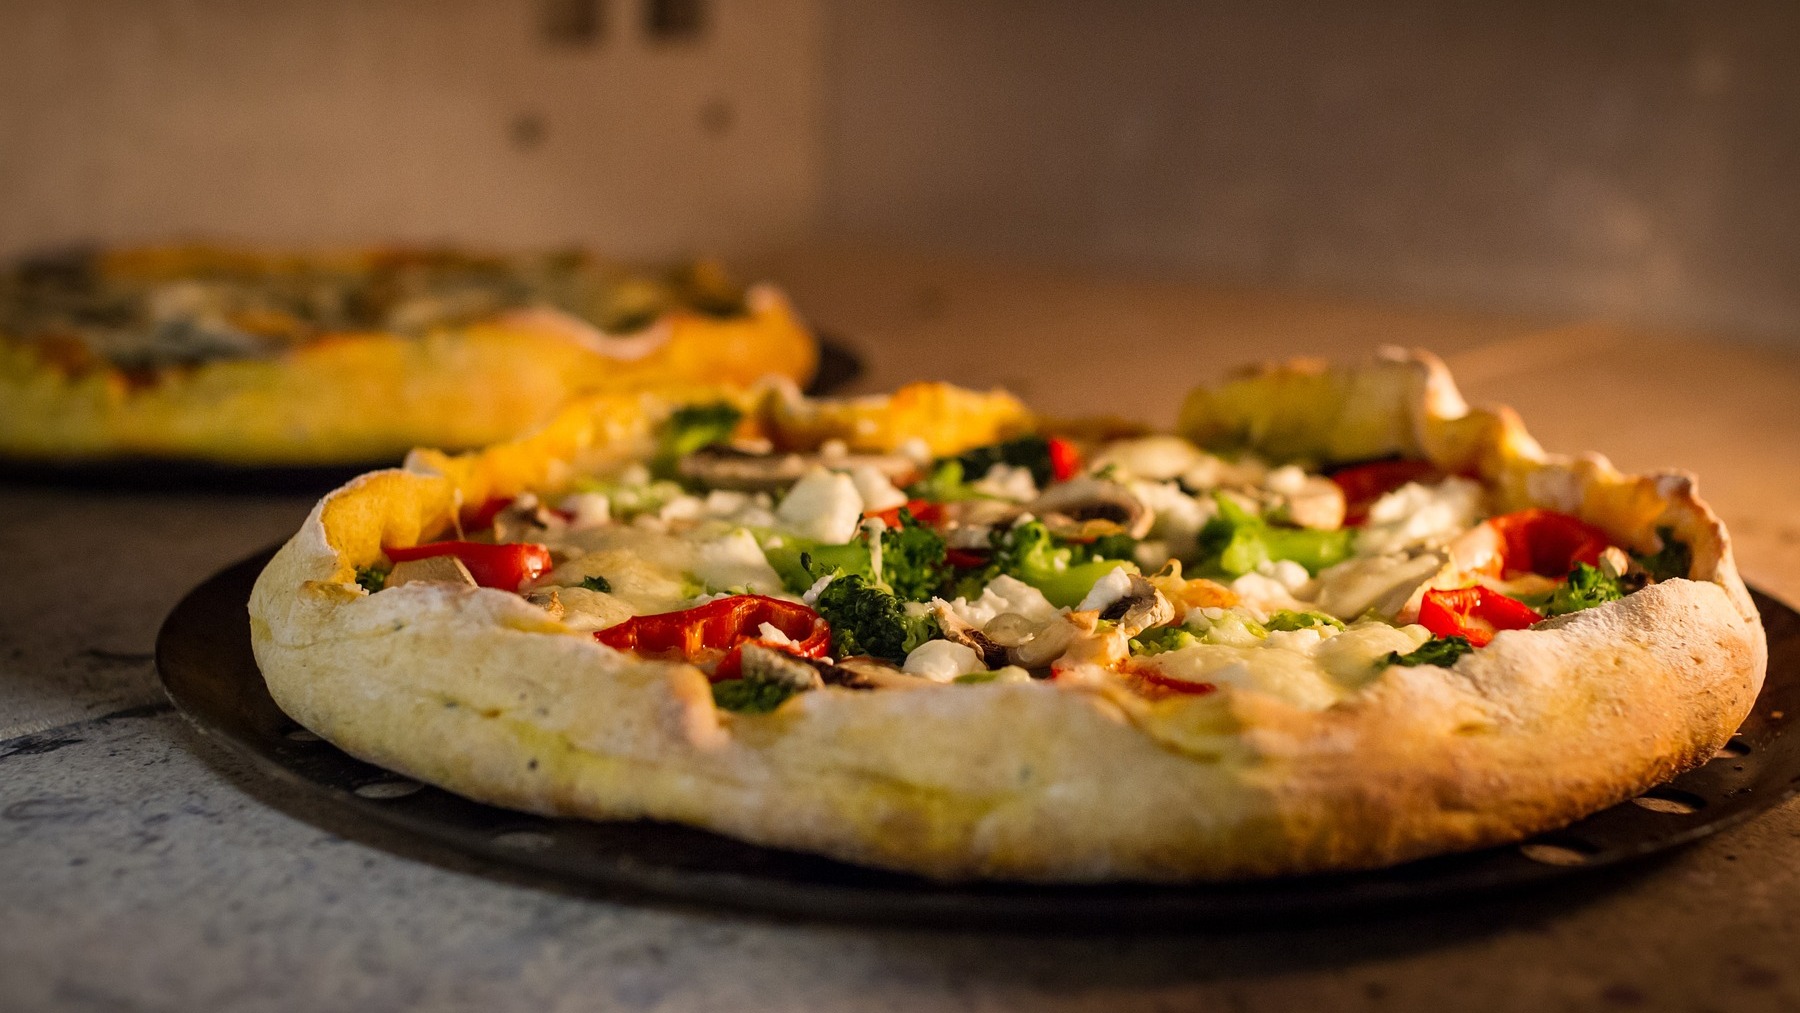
[1029,478,1154,541]
[1634,526,1693,582]
[1195,493,1355,577]
[1354,477,1486,556]
[1329,458,1447,526]
[385,540,552,592]
[1486,509,1612,578]
[1384,636,1476,668]
[1531,561,1627,618]
[810,574,934,664]
[903,639,988,683]
[384,554,479,589]
[1417,586,1543,647]
[594,595,830,682]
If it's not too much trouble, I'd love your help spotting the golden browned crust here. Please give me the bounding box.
[249,354,1765,881]
[0,253,816,465]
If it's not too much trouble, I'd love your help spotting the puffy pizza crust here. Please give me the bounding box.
[0,275,815,465]
[249,352,1766,881]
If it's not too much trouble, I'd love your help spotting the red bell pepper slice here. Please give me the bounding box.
[1047,437,1083,483]
[1131,668,1218,697]
[385,540,552,591]
[1418,586,1543,647]
[945,547,992,570]
[594,595,831,682]
[1487,509,1612,578]
[865,499,946,529]
[461,496,513,532]
[1329,459,1445,526]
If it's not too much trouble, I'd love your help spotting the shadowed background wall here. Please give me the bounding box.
[1,0,1795,341]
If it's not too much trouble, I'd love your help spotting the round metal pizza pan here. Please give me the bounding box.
[0,335,863,494]
[156,549,1800,929]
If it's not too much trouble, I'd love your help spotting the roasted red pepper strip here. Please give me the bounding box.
[1487,509,1612,578]
[461,496,513,532]
[1047,437,1083,483]
[385,540,552,591]
[1133,670,1218,696]
[945,547,992,570]
[1328,459,1445,526]
[1418,586,1542,647]
[865,499,946,529]
[594,595,831,682]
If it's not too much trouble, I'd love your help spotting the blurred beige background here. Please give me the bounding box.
[2,0,1795,343]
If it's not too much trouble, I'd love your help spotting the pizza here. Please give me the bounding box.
[248,349,1765,881]
[0,246,815,465]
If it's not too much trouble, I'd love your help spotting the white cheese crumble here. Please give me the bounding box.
[903,640,984,682]
[939,575,1061,630]
[1357,478,1485,556]
[846,465,908,513]
[971,463,1040,502]
[776,468,865,544]
[755,622,794,645]
[691,529,784,595]
[801,572,835,605]
[559,492,611,529]
[1127,480,1215,558]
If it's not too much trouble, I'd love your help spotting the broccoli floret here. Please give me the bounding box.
[1087,532,1139,563]
[905,460,986,502]
[877,509,949,602]
[1128,626,1200,656]
[945,435,1055,488]
[811,574,935,663]
[1633,526,1692,582]
[766,510,949,603]
[711,679,797,714]
[1264,610,1346,632]
[1537,562,1625,618]
[580,575,612,593]
[354,566,389,594]
[994,520,1137,608]
[653,401,742,477]
[1383,636,1474,668]
[1194,494,1354,576]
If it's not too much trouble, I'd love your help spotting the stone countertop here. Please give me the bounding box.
[4,249,1799,1012]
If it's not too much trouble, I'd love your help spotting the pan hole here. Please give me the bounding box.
[1631,787,1706,815]
[1520,838,1602,866]
[285,728,321,742]
[493,829,556,851]
[1714,737,1751,760]
[353,779,422,800]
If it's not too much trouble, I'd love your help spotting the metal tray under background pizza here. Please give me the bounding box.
[156,549,1800,929]
[0,336,863,494]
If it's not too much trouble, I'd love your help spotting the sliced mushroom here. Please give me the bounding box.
[522,587,565,620]
[1007,616,1078,668]
[490,493,565,542]
[1095,573,1175,638]
[384,555,478,589]
[737,644,826,692]
[930,604,1009,669]
[826,655,934,690]
[1027,478,1154,540]
[677,445,918,492]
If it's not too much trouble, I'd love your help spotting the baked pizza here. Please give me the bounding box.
[248,349,1765,881]
[0,246,815,464]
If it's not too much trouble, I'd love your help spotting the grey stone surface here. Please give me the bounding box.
[4,482,1799,1013]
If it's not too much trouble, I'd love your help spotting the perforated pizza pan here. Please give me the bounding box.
[156,549,1800,929]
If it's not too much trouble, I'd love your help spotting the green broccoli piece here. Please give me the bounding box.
[710,679,798,714]
[878,510,950,602]
[1087,532,1139,563]
[1633,526,1692,582]
[811,574,935,663]
[994,520,1137,608]
[1383,636,1474,668]
[765,510,949,603]
[1194,494,1354,577]
[1129,626,1200,656]
[1264,610,1346,632]
[945,435,1055,488]
[354,566,389,594]
[1538,562,1625,618]
[652,401,742,477]
[904,460,987,502]
[579,575,612,593]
